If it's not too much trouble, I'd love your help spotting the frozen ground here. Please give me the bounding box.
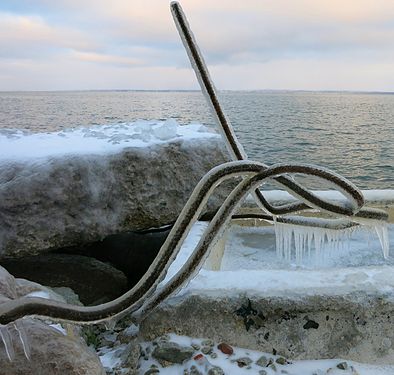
[136,333,394,375]
[160,221,394,299]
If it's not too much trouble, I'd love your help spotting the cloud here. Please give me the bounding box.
[0,12,98,58]
[1,0,394,90]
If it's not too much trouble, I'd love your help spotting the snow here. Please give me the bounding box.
[247,189,394,204]
[160,221,394,300]
[0,119,219,161]
[25,290,52,299]
[138,333,394,375]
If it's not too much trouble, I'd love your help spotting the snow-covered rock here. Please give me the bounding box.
[0,265,106,374]
[0,120,229,258]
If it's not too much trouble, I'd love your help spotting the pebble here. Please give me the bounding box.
[191,343,201,351]
[234,357,253,367]
[152,341,194,364]
[217,343,234,355]
[144,369,160,375]
[269,363,277,372]
[256,355,269,367]
[337,362,349,370]
[259,371,268,375]
[201,346,213,355]
[276,357,287,365]
[207,366,225,375]
[210,353,218,359]
[190,365,203,375]
[201,339,214,347]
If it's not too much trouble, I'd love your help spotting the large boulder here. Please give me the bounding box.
[0,265,106,375]
[0,319,106,375]
[0,122,230,258]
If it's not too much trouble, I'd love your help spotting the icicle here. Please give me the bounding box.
[14,320,31,361]
[0,324,15,362]
[374,222,390,259]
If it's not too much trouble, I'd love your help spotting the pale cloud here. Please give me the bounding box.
[0,12,98,58]
[1,0,394,90]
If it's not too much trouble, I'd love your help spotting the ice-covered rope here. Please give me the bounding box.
[0,160,388,326]
[170,1,387,229]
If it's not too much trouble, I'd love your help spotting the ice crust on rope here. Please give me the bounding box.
[0,320,31,362]
[274,220,390,265]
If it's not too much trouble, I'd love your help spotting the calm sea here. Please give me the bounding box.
[0,90,393,189]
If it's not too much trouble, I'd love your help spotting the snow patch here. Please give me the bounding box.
[0,119,219,161]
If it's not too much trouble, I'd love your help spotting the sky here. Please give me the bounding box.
[1,0,394,92]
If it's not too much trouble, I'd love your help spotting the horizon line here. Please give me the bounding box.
[1,89,394,95]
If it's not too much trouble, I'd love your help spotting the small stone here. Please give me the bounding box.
[276,357,287,365]
[256,355,269,367]
[144,369,160,375]
[234,357,253,367]
[210,353,218,359]
[259,371,268,375]
[217,343,234,355]
[281,371,289,374]
[191,343,201,351]
[269,363,277,372]
[190,365,203,375]
[152,341,194,364]
[337,362,349,370]
[208,366,224,375]
[201,346,213,355]
[201,339,214,347]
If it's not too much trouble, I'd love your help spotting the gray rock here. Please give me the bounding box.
[1,253,128,305]
[190,365,202,375]
[259,371,268,375]
[276,357,287,365]
[201,346,212,355]
[0,265,105,375]
[0,136,229,258]
[337,361,349,370]
[256,355,269,367]
[234,356,253,367]
[207,366,224,375]
[144,368,160,375]
[0,318,105,375]
[152,341,194,364]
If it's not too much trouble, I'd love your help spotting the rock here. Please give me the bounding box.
[1,253,128,305]
[201,346,212,355]
[256,355,269,367]
[152,341,194,364]
[189,365,202,375]
[0,318,105,375]
[207,366,224,375]
[217,342,233,355]
[276,356,287,365]
[259,371,268,375]
[234,356,253,367]
[191,343,200,351]
[210,353,218,359]
[269,363,277,372]
[144,369,160,375]
[0,265,105,375]
[0,130,230,258]
[201,339,214,347]
[337,362,349,370]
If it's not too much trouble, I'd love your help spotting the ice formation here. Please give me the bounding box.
[274,219,390,266]
[0,119,218,161]
[0,320,31,362]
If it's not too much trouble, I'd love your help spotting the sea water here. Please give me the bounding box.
[0,90,393,189]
